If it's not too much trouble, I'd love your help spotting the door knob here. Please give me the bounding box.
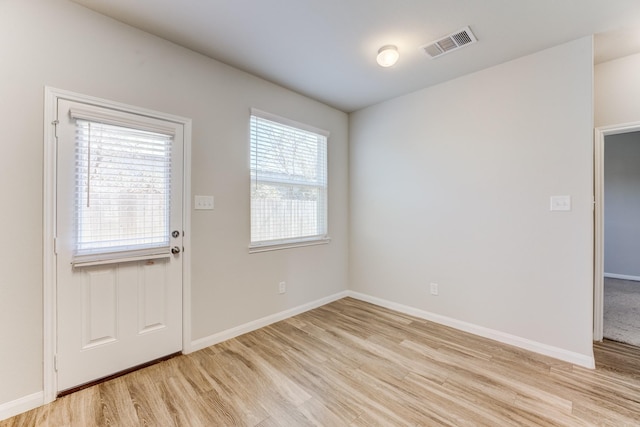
[171,246,181,254]
[172,230,180,238]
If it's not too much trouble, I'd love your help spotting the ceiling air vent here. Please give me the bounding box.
[421,26,477,59]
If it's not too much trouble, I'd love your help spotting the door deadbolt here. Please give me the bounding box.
[172,230,180,238]
[171,246,181,254]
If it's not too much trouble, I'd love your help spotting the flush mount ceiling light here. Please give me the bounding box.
[376,45,399,67]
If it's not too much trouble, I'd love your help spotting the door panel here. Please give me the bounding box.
[81,267,118,349]
[138,259,169,334]
[55,98,183,392]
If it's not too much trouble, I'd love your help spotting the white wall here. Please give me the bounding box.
[0,0,348,408]
[350,37,594,360]
[595,54,640,280]
[595,52,640,127]
[604,132,640,278]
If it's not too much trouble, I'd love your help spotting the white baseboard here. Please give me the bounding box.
[346,291,596,369]
[0,391,43,422]
[190,291,350,352]
[604,272,640,282]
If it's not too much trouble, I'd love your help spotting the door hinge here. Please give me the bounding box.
[54,355,58,372]
[52,120,59,138]
[53,237,57,255]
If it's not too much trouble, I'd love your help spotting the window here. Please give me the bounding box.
[70,106,175,264]
[250,109,329,251]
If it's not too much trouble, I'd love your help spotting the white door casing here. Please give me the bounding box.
[43,88,192,400]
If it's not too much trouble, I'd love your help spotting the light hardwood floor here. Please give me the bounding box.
[3,297,640,426]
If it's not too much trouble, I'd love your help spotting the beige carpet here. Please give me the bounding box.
[604,277,640,347]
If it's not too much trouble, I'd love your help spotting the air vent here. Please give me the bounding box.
[421,26,477,59]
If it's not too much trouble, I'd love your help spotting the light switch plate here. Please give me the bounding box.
[550,195,571,211]
[195,195,214,210]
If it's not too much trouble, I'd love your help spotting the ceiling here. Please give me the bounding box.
[72,0,640,112]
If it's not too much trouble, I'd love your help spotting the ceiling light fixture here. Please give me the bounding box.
[376,45,399,67]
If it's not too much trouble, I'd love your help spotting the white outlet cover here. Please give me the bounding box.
[430,283,439,296]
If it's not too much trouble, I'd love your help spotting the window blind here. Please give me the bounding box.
[74,119,172,259]
[250,110,328,248]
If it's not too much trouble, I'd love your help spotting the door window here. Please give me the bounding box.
[67,106,178,266]
[75,120,172,257]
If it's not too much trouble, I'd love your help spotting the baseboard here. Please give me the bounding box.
[604,272,640,282]
[347,291,596,369]
[190,291,350,352]
[0,391,43,422]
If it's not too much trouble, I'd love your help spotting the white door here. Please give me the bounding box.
[55,98,184,392]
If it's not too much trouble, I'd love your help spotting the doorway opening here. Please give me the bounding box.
[594,123,640,344]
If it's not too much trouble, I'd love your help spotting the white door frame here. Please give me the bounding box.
[593,121,640,341]
[43,87,192,403]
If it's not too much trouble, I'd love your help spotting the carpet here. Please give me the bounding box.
[603,277,640,347]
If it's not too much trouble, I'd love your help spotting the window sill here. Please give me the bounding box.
[249,237,331,253]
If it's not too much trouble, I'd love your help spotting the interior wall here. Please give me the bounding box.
[349,37,594,359]
[595,49,640,272]
[595,52,640,127]
[604,132,640,278]
[0,0,348,407]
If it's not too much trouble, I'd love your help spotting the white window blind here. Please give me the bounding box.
[250,109,329,249]
[73,119,172,261]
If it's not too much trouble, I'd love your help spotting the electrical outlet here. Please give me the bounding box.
[278,281,286,294]
[430,283,439,296]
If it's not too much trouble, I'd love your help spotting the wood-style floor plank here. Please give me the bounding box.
[3,297,640,426]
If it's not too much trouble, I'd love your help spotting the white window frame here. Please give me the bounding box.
[249,108,330,253]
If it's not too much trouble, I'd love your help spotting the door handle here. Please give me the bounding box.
[171,246,181,254]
